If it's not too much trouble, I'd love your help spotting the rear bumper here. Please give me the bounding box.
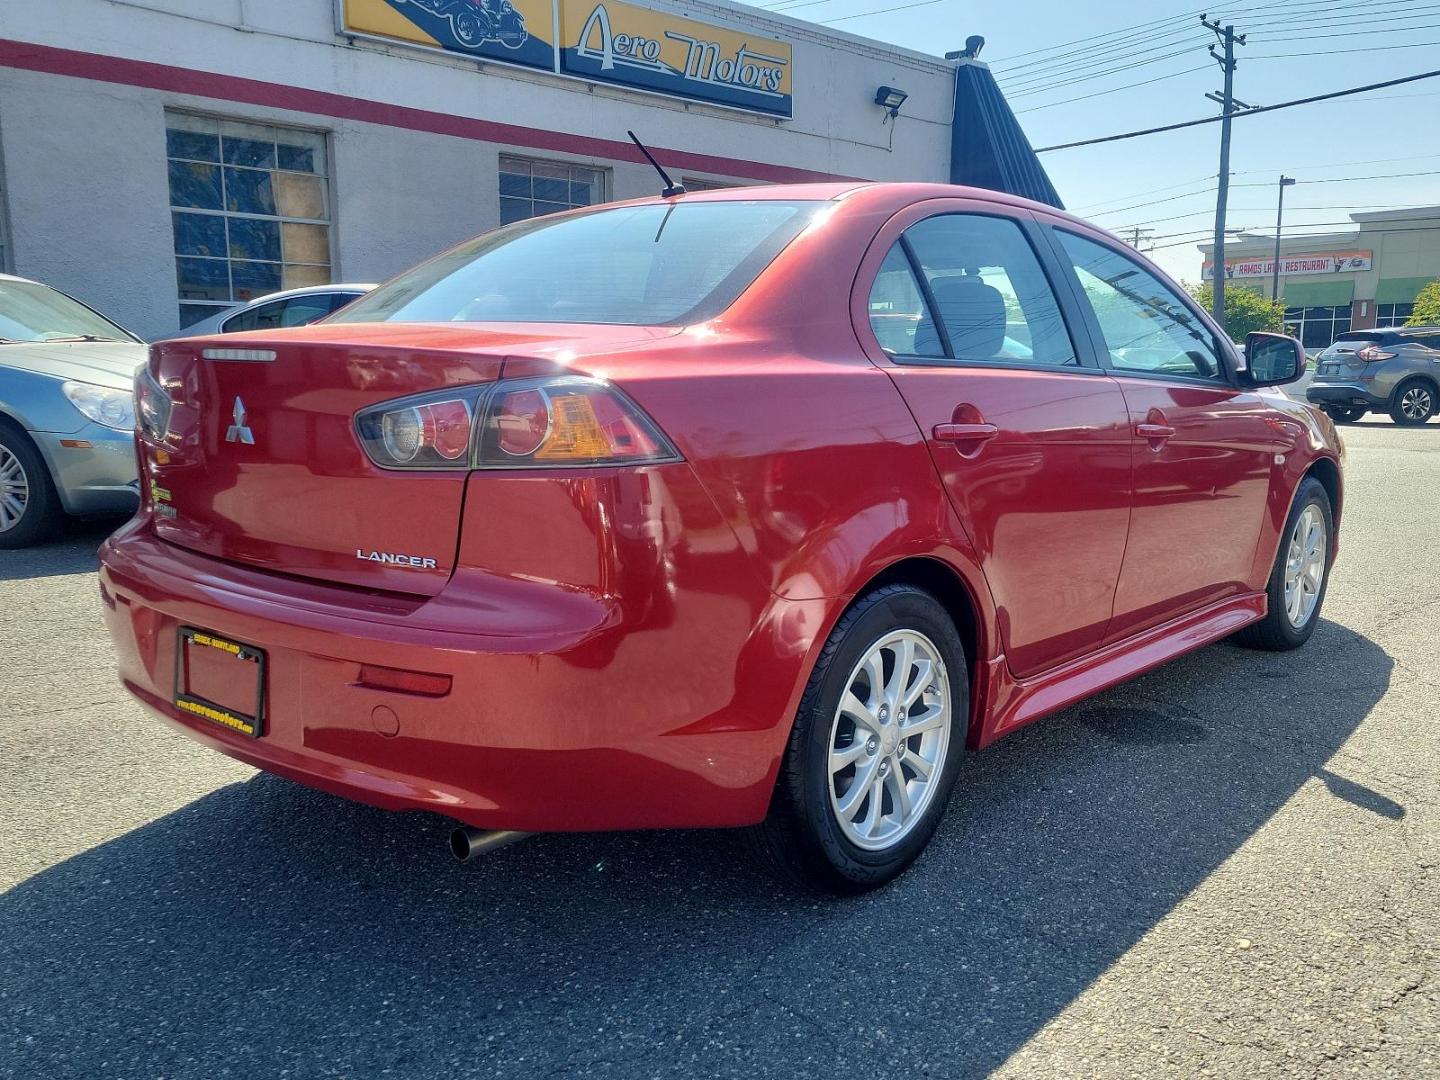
[32,423,140,515]
[98,516,818,833]
[1305,383,1387,408]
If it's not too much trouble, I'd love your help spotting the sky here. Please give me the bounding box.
[740,0,1440,285]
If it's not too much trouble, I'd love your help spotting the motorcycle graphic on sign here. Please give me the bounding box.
[393,0,528,50]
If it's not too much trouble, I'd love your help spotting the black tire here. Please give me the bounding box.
[1233,476,1333,651]
[1322,405,1366,424]
[0,419,64,549]
[748,583,968,894]
[1389,378,1437,426]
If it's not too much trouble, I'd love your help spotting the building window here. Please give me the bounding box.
[1376,302,1414,327]
[166,112,332,329]
[1284,305,1351,352]
[499,156,605,225]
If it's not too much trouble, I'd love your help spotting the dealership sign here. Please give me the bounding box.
[340,0,793,116]
[1203,250,1373,280]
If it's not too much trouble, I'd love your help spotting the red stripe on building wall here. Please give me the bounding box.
[0,38,860,185]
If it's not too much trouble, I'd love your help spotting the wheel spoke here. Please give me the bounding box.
[899,706,945,736]
[900,658,933,710]
[887,764,913,820]
[840,691,882,736]
[830,740,868,771]
[859,774,886,836]
[905,753,936,781]
[836,757,880,819]
[864,651,886,711]
[885,637,914,710]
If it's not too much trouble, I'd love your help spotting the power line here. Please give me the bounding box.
[1233,152,1440,174]
[1034,68,1440,152]
[1252,38,1440,58]
[1014,65,1212,113]
[990,0,1418,75]
[818,0,941,23]
[1003,44,1206,97]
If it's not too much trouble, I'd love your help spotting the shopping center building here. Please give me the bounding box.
[0,0,1008,339]
[1200,206,1440,350]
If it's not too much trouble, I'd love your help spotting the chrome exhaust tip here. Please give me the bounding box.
[449,827,530,861]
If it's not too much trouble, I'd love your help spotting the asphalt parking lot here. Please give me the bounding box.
[1,419,1436,1079]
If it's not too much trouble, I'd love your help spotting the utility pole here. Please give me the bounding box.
[1123,226,1154,252]
[1202,15,1248,328]
[1271,174,1296,301]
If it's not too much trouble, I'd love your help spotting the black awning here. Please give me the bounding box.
[950,60,1064,210]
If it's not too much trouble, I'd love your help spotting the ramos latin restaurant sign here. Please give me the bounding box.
[1203,250,1373,280]
[339,0,794,116]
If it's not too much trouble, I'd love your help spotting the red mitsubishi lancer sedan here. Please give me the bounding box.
[101,183,1342,892]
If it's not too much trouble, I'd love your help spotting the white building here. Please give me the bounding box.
[1199,206,1440,350]
[0,0,964,339]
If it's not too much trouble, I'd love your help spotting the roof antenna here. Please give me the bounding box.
[627,130,686,197]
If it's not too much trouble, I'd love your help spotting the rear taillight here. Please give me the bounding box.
[1356,345,1396,362]
[354,377,680,471]
[135,366,173,442]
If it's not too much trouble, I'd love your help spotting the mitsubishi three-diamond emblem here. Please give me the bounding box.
[225,397,255,445]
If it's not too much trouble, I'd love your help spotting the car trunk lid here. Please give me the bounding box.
[146,322,671,596]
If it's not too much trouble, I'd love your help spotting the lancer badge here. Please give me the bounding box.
[226,397,255,445]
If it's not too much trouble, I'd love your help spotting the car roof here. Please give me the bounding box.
[1336,326,1440,343]
[240,283,376,302]
[601,181,1095,226]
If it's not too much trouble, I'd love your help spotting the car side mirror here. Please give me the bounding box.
[1241,332,1306,387]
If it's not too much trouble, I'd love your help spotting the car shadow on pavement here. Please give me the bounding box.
[0,619,1393,1079]
[0,518,122,580]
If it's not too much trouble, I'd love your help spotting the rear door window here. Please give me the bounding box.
[867,214,1078,367]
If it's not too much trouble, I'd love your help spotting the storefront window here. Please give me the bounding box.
[1376,302,1414,327]
[499,156,606,225]
[166,112,332,329]
[1284,305,1351,352]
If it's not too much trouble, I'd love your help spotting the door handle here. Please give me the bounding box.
[933,422,999,458]
[1134,422,1176,440]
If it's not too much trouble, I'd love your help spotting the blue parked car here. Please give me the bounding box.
[0,274,146,547]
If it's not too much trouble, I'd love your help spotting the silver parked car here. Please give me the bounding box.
[157,283,375,340]
[0,274,147,547]
[1306,325,1440,426]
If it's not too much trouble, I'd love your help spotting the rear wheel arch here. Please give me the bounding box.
[833,556,989,743]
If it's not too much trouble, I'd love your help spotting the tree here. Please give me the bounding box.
[1405,280,1440,326]
[1188,283,1288,339]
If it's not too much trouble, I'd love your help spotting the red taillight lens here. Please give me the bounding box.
[1356,345,1396,362]
[355,378,679,470]
[495,388,550,457]
[478,378,680,467]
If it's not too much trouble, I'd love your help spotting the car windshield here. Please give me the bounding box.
[0,280,135,344]
[332,200,825,327]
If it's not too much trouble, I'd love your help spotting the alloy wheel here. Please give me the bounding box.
[1400,385,1433,421]
[1283,503,1326,629]
[0,444,29,533]
[827,629,951,851]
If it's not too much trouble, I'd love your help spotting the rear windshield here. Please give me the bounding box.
[333,200,825,327]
